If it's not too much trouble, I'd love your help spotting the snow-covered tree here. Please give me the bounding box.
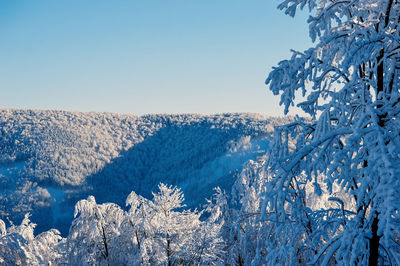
[66,196,125,265]
[147,183,202,265]
[230,158,269,265]
[121,184,226,265]
[0,216,33,265]
[263,0,400,264]
[196,187,226,265]
[120,190,154,265]
[0,214,63,265]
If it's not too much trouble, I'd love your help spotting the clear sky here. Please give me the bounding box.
[0,0,312,116]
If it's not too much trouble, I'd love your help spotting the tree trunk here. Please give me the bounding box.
[369,213,381,266]
[167,234,172,266]
[101,225,109,259]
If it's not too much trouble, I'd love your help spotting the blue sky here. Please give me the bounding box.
[0,0,312,116]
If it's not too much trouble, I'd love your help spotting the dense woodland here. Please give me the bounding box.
[0,109,287,239]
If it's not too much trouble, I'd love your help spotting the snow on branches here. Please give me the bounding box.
[0,184,225,265]
[263,0,400,264]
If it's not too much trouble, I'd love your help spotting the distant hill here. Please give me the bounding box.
[0,109,290,235]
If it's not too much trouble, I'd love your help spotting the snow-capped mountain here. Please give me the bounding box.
[0,109,289,235]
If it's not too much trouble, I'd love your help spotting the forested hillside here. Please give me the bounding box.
[0,109,288,235]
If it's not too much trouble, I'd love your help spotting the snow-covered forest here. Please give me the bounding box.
[2,0,400,264]
[0,109,289,236]
[0,109,294,264]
